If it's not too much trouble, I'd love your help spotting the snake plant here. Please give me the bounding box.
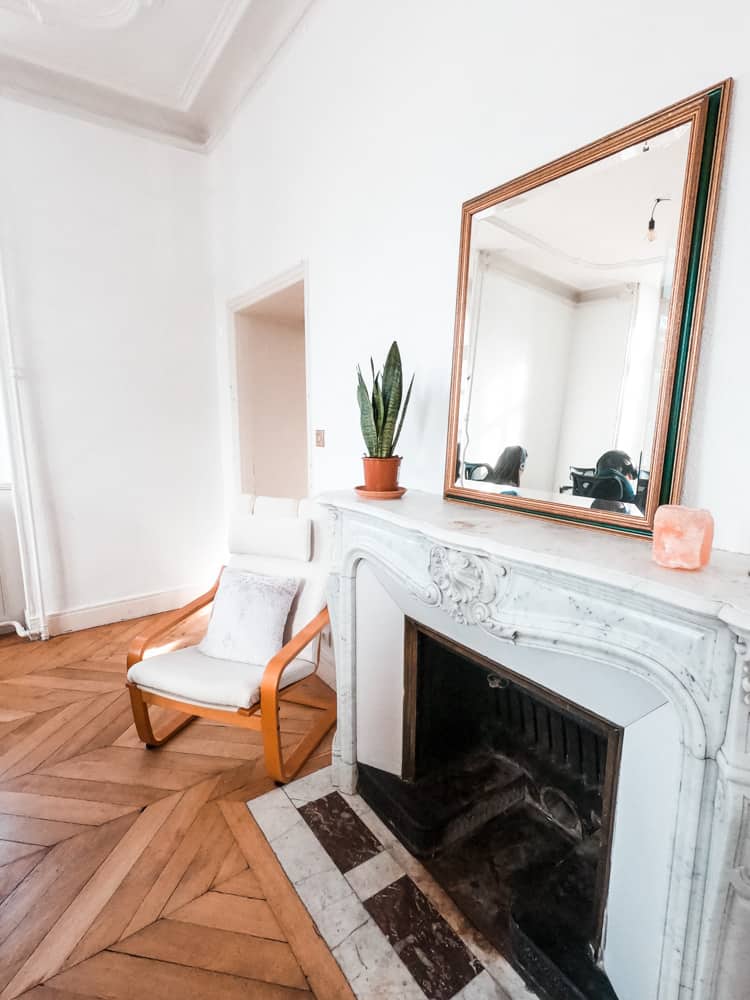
[357,341,414,458]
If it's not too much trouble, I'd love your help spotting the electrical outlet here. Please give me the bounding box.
[315,429,325,447]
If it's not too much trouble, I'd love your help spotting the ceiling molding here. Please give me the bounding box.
[177,0,249,112]
[0,0,161,31]
[0,0,315,151]
[0,50,206,149]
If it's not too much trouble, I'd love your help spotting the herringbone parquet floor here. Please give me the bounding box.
[0,612,351,1000]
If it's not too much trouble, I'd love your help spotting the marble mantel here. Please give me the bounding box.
[320,490,750,1000]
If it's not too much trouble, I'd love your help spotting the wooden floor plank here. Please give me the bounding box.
[219,802,355,1000]
[0,795,180,998]
[112,919,307,989]
[47,951,312,1000]
[0,852,45,901]
[0,791,137,826]
[0,816,89,847]
[0,815,138,988]
[66,778,219,966]
[168,891,285,941]
[0,612,335,999]
[0,774,168,809]
[214,867,265,900]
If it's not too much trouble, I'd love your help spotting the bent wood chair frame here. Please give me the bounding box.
[126,573,336,783]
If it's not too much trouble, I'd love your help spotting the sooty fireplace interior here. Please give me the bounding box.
[358,619,624,1000]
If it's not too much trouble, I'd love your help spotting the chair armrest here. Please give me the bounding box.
[126,572,222,669]
[260,607,330,699]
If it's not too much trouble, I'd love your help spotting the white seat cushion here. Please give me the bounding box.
[127,646,315,712]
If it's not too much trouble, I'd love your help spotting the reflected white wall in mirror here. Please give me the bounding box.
[456,123,691,518]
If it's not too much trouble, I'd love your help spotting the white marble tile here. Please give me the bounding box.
[246,787,301,843]
[284,764,336,807]
[332,918,425,1000]
[270,813,336,884]
[345,848,404,900]
[453,969,513,1000]
[308,887,368,948]
[339,788,371,816]
[355,801,400,848]
[293,867,370,949]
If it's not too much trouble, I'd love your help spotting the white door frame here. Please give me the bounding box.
[226,261,312,500]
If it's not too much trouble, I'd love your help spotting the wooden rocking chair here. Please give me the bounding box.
[126,497,336,784]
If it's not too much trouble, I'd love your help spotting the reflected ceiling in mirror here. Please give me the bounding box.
[444,82,731,535]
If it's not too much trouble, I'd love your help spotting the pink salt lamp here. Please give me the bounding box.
[653,505,714,570]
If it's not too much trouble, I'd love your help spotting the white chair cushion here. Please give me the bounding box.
[198,568,298,665]
[127,646,315,711]
[228,510,311,562]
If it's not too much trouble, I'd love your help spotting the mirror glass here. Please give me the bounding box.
[453,122,692,518]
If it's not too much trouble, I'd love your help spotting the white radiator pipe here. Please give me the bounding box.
[0,224,48,641]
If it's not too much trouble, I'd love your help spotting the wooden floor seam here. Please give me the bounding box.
[0,612,352,1000]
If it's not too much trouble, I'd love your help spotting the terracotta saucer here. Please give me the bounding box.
[355,485,407,500]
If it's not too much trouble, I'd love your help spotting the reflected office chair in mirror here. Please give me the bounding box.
[569,469,598,498]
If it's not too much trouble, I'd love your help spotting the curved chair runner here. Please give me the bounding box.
[126,497,336,783]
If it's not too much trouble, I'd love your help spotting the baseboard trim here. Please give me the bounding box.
[47,585,200,636]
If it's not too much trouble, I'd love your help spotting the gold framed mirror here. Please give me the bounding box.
[444,81,731,536]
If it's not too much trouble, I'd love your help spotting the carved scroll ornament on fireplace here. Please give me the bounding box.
[444,81,732,536]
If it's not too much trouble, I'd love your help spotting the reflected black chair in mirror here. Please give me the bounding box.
[589,476,626,501]
[570,470,597,498]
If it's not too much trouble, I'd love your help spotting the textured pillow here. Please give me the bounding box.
[199,568,299,665]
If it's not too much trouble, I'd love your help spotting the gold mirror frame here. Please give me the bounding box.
[444,81,732,536]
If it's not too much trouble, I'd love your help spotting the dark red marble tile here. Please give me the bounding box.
[299,790,383,873]
[364,875,483,999]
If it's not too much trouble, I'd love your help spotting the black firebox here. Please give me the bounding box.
[357,619,623,1000]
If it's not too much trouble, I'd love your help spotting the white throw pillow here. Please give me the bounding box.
[199,568,299,665]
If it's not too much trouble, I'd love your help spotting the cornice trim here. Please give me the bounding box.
[0,51,208,150]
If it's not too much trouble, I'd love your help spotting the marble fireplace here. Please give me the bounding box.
[321,491,750,1000]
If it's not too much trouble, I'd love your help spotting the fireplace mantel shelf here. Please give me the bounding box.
[319,490,750,630]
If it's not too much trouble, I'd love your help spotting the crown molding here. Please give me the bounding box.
[0,0,315,152]
[0,0,161,30]
[177,0,250,112]
[0,50,207,149]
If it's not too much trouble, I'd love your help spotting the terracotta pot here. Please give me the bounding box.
[362,456,401,492]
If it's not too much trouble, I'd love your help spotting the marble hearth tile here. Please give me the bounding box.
[294,868,370,949]
[271,812,337,883]
[345,848,405,900]
[284,763,336,807]
[247,786,301,842]
[364,875,484,1000]
[455,969,513,999]
[353,799,401,848]
[299,791,383,872]
[332,917,426,1000]
[387,840,537,1000]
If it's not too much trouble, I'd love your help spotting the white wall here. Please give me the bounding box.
[235,310,308,498]
[466,264,573,491]
[0,99,225,626]
[207,0,750,553]
[554,290,634,488]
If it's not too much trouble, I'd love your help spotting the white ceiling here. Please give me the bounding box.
[472,123,692,292]
[0,0,314,148]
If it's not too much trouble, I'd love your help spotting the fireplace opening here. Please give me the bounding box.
[357,619,623,1000]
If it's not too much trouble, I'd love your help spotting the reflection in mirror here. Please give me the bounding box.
[455,123,691,518]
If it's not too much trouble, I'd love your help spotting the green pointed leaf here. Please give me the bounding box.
[391,372,414,454]
[357,367,378,456]
[379,342,402,457]
[372,373,385,447]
